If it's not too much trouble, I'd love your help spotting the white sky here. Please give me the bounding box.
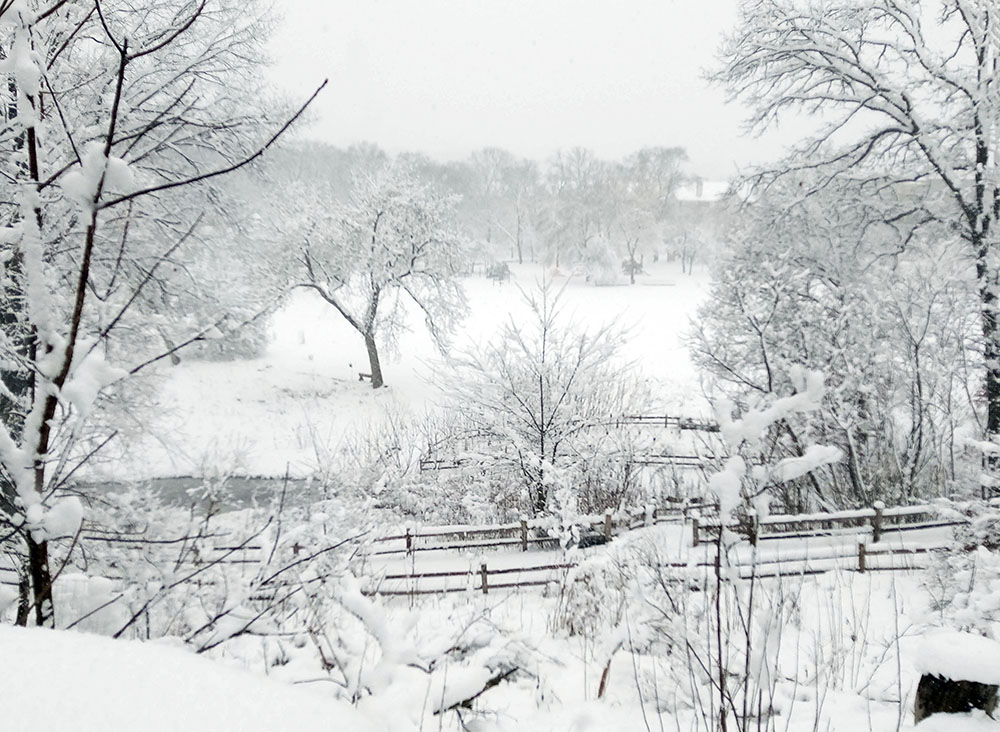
[268,1,794,180]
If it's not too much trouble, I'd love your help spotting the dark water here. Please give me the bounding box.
[75,475,322,512]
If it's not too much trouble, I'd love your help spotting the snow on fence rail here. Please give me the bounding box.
[368,561,576,597]
[654,543,944,577]
[419,415,721,472]
[615,415,720,432]
[369,502,712,556]
[371,501,963,557]
[692,503,964,547]
[365,540,951,598]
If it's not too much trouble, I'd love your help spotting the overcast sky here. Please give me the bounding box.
[268,1,793,180]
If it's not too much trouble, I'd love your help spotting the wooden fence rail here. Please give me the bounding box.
[0,503,968,600]
[364,541,948,597]
[691,503,963,547]
[371,502,713,556]
[419,414,721,472]
[616,415,720,432]
[368,560,575,597]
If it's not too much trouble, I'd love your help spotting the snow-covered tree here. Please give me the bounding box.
[615,147,688,282]
[538,148,611,271]
[292,164,468,389]
[0,0,317,626]
[691,177,975,508]
[462,147,540,265]
[717,0,1000,440]
[443,282,644,516]
[664,187,727,275]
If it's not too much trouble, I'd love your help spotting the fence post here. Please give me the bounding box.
[604,510,613,541]
[405,528,413,556]
[692,515,700,547]
[749,512,759,547]
[858,539,867,573]
[520,517,529,551]
[480,562,489,595]
[872,501,884,544]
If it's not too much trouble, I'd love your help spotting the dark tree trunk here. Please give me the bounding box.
[364,332,384,389]
[15,571,30,626]
[973,120,1000,440]
[531,481,546,515]
[982,292,1000,437]
[24,534,54,627]
[977,244,1000,438]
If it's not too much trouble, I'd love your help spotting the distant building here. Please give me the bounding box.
[675,179,731,204]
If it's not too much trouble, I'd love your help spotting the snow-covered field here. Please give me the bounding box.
[101,261,710,481]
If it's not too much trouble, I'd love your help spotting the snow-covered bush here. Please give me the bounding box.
[549,554,630,639]
[37,482,369,669]
[442,281,647,518]
[579,235,622,286]
[708,366,844,539]
[638,365,844,729]
[925,503,1000,637]
[322,410,509,525]
[186,313,272,361]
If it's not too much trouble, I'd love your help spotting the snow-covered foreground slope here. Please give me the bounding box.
[100,262,709,480]
[6,528,1000,731]
[0,625,382,732]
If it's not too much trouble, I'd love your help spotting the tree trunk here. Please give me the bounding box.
[515,211,524,265]
[977,247,1000,438]
[364,332,384,389]
[24,534,54,627]
[15,571,30,626]
[982,297,1000,436]
[531,481,546,515]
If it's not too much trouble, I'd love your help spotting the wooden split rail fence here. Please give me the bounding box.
[368,501,713,557]
[369,536,953,598]
[370,561,576,597]
[691,504,963,547]
[420,453,716,471]
[0,538,274,590]
[419,414,721,472]
[366,502,969,597]
[615,415,720,432]
[0,503,971,599]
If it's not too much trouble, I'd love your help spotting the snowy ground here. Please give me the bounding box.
[13,542,993,732]
[95,261,710,481]
[0,624,382,732]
